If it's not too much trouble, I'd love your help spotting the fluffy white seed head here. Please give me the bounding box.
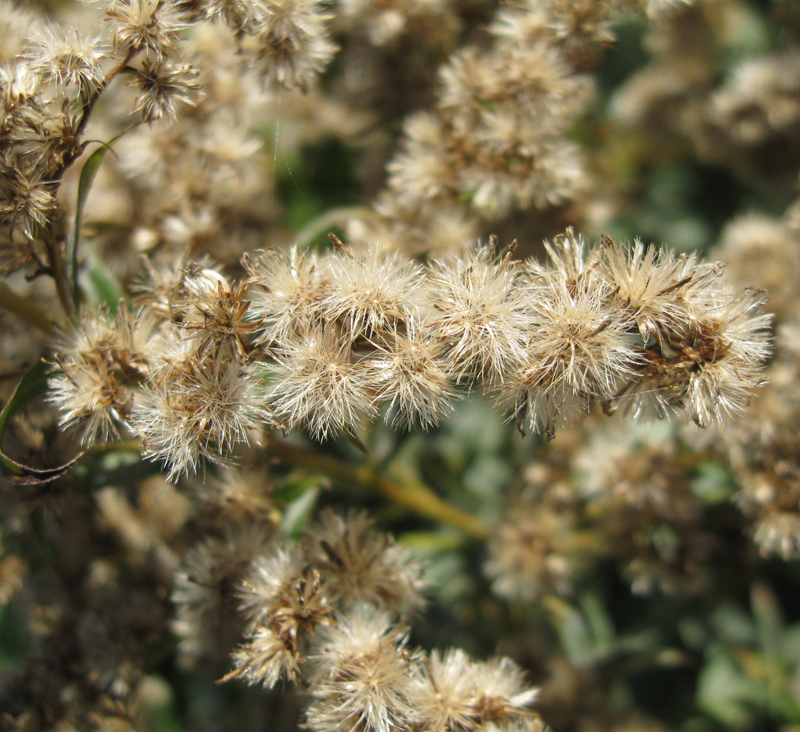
[267,326,377,439]
[132,359,269,480]
[307,605,418,732]
[427,242,529,384]
[318,246,423,339]
[303,509,427,615]
[365,317,457,430]
[245,246,326,345]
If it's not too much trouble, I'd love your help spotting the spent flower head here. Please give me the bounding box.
[106,0,188,60]
[307,604,418,732]
[132,357,269,480]
[304,509,427,615]
[427,240,528,384]
[128,58,203,122]
[26,25,107,92]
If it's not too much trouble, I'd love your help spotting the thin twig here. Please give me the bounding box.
[41,48,140,318]
[59,47,140,178]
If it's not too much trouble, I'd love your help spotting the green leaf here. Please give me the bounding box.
[399,530,466,554]
[69,130,130,311]
[696,647,759,728]
[140,675,181,732]
[83,252,126,313]
[690,461,737,503]
[580,592,616,655]
[280,483,321,539]
[544,596,596,668]
[780,622,800,666]
[752,582,784,667]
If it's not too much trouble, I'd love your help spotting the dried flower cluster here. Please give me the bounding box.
[46,230,770,478]
[0,0,338,285]
[347,0,692,254]
[189,510,547,732]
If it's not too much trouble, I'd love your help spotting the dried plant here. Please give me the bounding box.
[1,1,800,732]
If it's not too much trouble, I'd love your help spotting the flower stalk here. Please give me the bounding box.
[265,435,488,541]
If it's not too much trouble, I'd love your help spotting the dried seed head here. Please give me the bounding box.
[129,59,203,122]
[106,0,188,60]
[304,509,427,615]
[267,326,377,440]
[307,605,418,732]
[428,241,528,384]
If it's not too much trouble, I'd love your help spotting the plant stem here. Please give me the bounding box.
[0,280,55,334]
[43,233,75,321]
[30,50,140,321]
[265,435,488,541]
[60,48,140,178]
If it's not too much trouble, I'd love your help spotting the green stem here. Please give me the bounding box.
[266,435,488,541]
[0,280,55,334]
[70,122,141,310]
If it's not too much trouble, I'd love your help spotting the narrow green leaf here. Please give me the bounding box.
[399,530,466,553]
[543,596,596,668]
[752,582,784,665]
[84,252,126,313]
[273,474,322,504]
[580,592,616,653]
[280,484,321,539]
[69,130,130,311]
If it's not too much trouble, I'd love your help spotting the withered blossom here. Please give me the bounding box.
[306,605,418,732]
[128,58,203,122]
[26,25,107,92]
[172,528,271,666]
[132,357,270,479]
[304,509,427,614]
[106,0,188,60]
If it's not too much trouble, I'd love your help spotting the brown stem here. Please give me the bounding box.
[42,232,74,321]
[265,435,488,541]
[38,48,142,318]
[56,47,141,181]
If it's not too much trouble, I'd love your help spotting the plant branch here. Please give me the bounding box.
[265,434,488,541]
[37,48,140,317]
[59,47,140,178]
[42,232,75,320]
